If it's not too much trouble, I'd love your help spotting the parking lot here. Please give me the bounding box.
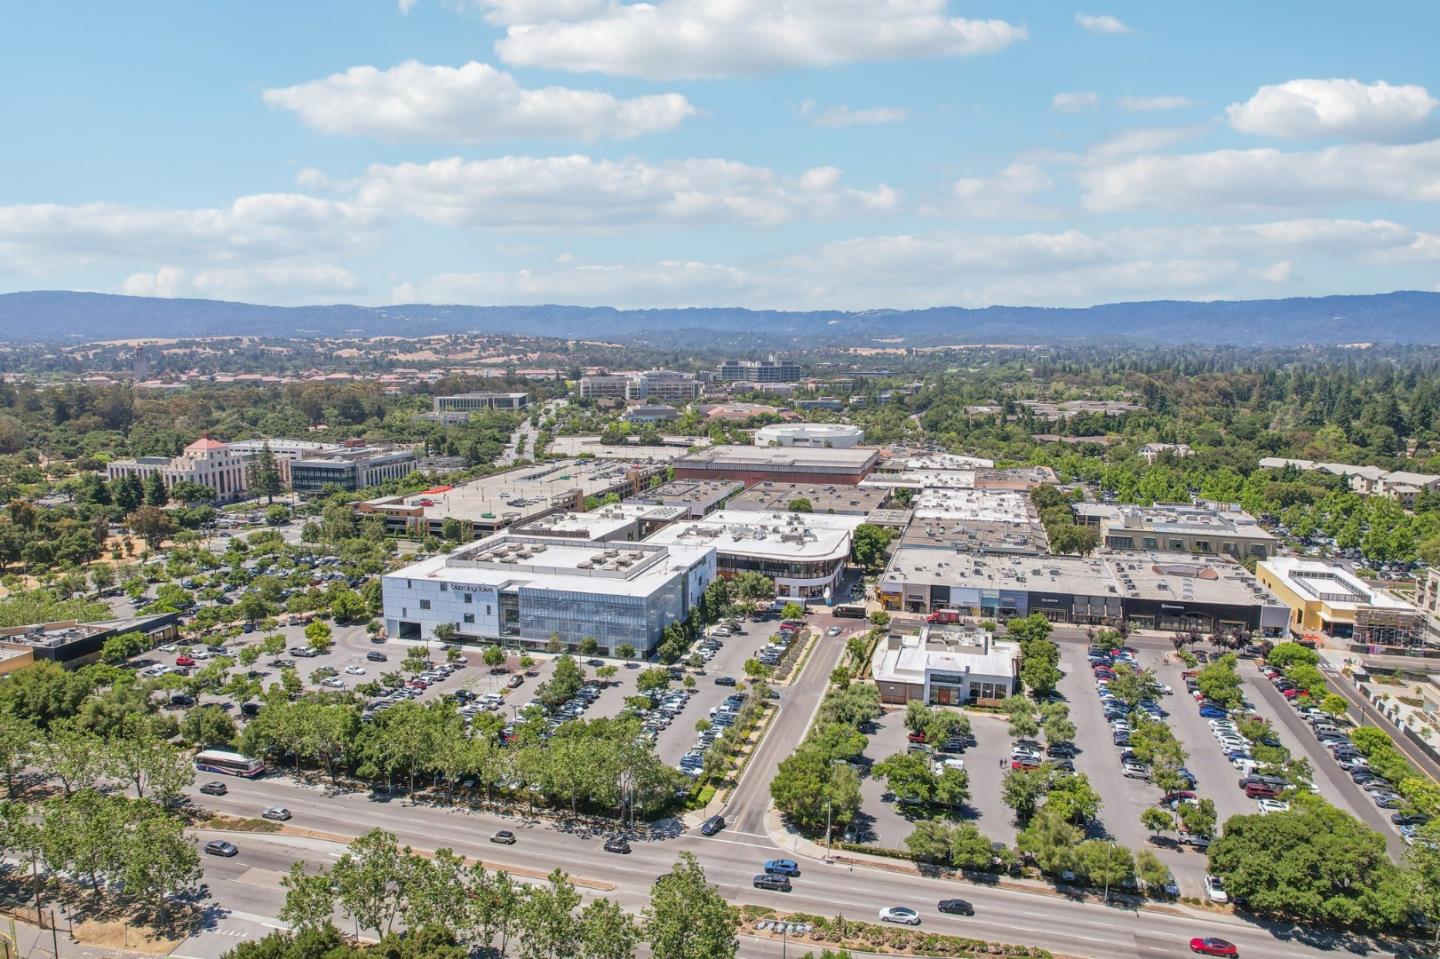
[135,606,826,784]
[853,707,1016,849]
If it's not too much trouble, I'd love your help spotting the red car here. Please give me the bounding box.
[1189,936,1238,957]
[175,655,196,667]
[1281,687,1300,699]
[1011,758,1041,771]
[906,731,927,744]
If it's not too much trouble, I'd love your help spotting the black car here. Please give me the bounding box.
[938,898,974,915]
[490,830,517,845]
[199,781,228,796]
[753,874,791,892]
[169,693,195,707]
[604,837,632,854]
[1394,814,1431,826]
[714,676,737,687]
[240,702,261,717]
[700,815,726,836]
[204,840,239,857]
[367,651,388,662]
[938,738,968,754]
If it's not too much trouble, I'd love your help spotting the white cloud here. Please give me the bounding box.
[1075,13,1132,34]
[1227,78,1437,141]
[1081,125,1210,162]
[398,0,420,12]
[122,265,361,303]
[0,195,368,272]
[1080,139,1440,211]
[484,0,1026,80]
[804,103,910,128]
[351,155,900,229]
[263,60,695,142]
[1118,95,1193,112]
[928,163,1055,218]
[1053,91,1099,113]
[1255,259,1294,283]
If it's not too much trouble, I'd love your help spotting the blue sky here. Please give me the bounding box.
[2,0,1438,311]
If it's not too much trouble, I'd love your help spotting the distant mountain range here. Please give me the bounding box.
[1,290,1438,346]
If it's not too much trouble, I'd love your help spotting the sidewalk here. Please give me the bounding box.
[0,908,165,959]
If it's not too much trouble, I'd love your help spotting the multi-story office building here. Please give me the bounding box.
[1257,558,1426,647]
[1073,502,1278,559]
[718,355,801,383]
[289,446,417,493]
[577,370,702,404]
[627,370,702,403]
[626,479,743,518]
[107,434,252,500]
[644,509,863,601]
[513,504,685,543]
[225,438,341,486]
[433,393,530,415]
[360,458,667,537]
[383,533,715,654]
[577,375,631,402]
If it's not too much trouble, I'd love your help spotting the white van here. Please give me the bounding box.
[1233,757,1258,776]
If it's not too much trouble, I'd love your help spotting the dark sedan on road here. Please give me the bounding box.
[604,837,631,854]
[937,898,974,915]
[699,815,726,836]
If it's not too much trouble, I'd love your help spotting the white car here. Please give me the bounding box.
[344,665,366,675]
[1204,874,1228,903]
[320,677,346,689]
[1256,799,1290,815]
[878,906,921,926]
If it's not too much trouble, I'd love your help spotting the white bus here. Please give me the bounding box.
[194,749,267,778]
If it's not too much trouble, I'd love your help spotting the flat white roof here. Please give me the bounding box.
[872,628,1019,685]
[1259,557,1415,611]
[388,533,712,598]
[860,470,976,491]
[912,488,1035,524]
[644,509,861,561]
[515,503,686,539]
[363,458,657,522]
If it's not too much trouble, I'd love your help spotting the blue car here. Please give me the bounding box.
[1198,706,1227,719]
[764,859,800,877]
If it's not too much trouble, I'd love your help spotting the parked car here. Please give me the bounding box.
[1204,875,1228,903]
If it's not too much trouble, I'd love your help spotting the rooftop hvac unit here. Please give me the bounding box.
[531,544,547,553]
[577,561,592,569]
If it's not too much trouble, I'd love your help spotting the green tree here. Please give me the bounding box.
[849,523,895,569]
[1195,654,1243,710]
[250,443,283,503]
[1001,767,1048,823]
[1140,806,1174,840]
[331,828,411,938]
[872,751,936,807]
[645,853,737,959]
[1135,850,1172,895]
[1209,803,1409,929]
[280,861,337,932]
[579,896,642,959]
[516,868,583,959]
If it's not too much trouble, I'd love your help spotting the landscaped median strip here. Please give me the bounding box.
[739,904,1055,958]
[200,823,618,891]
